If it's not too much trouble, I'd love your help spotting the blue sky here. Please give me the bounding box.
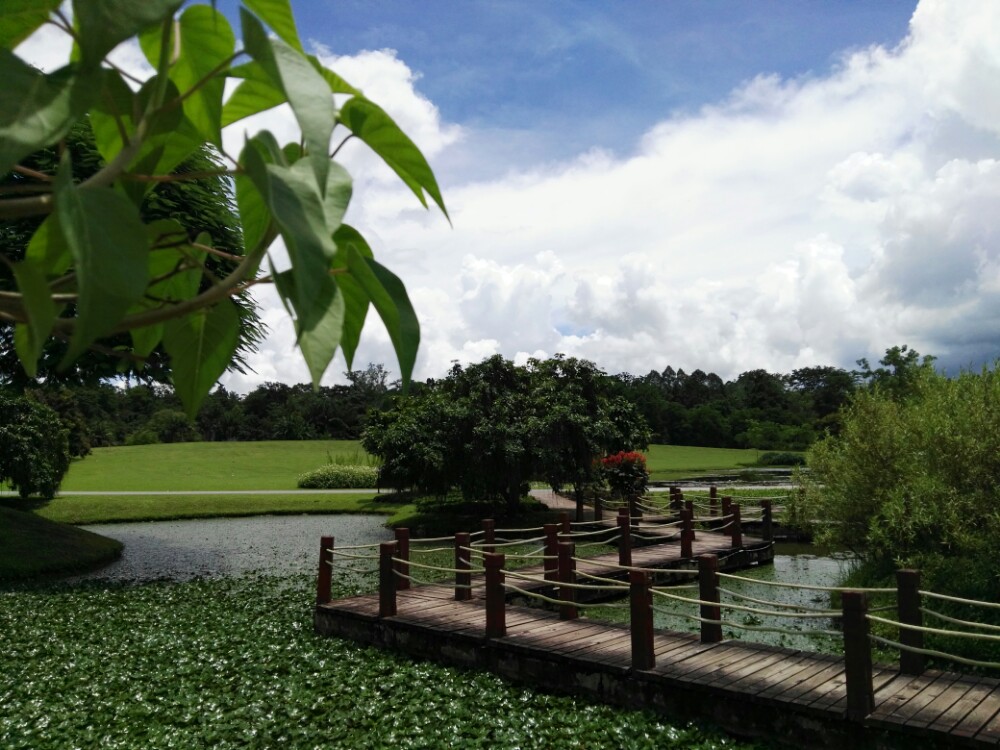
[22,1,1000,389]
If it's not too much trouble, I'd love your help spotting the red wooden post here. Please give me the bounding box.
[617,513,632,567]
[482,518,496,555]
[316,535,334,604]
[628,493,640,520]
[378,541,397,618]
[394,527,410,591]
[730,504,743,548]
[454,532,472,601]
[698,554,722,643]
[671,490,683,512]
[710,485,718,502]
[558,541,578,620]
[709,494,718,517]
[560,511,571,535]
[681,509,693,558]
[761,500,773,542]
[629,570,655,670]
[897,569,924,675]
[721,495,732,519]
[543,523,559,581]
[684,499,694,514]
[842,591,874,721]
[485,552,506,638]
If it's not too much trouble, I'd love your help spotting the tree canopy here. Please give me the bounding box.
[0,1,445,415]
[362,355,650,514]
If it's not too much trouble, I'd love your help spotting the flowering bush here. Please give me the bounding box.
[599,451,649,499]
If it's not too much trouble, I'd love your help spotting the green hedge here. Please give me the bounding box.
[296,464,379,489]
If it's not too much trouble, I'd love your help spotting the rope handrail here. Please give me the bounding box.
[494,525,546,533]
[565,526,622,539]
[575,540,612,550]
[718,586,841,615]
[504,568,630,593]
[408,546,452,555]
[501,582,630,609]
[501,552,557,561]
[921,607,1000,633]
[715,619,842,638]
[868,634,1000,670]
[328,542,382,551]
[633,519,684,529]
[472,534,547,548]
[867,614,1000,643]
[573,558,699,575]
[919,590,1000,611]
[631,532,681,542]
[409,534,462,544]
[330,550,380,561]
[718,572,896,594]
[391,556,486,575]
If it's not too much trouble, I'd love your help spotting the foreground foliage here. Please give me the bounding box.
[1,1,444,414]
[0,574,765,749]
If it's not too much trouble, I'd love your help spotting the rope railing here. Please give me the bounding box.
[718,586,841,614]
[718,572,896,594]
[921,607,1000,633]
[919,590,1000,610]
[329,550,380,561]
[393,556,487,576]
[471,534,547,548]
[867,614,1000,643]
[868,634,1000,671]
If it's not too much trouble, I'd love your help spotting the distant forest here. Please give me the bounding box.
[8,353,900,456]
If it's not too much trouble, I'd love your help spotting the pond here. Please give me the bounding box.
[71,514,393,583]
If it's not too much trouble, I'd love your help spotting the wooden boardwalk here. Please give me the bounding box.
[316,523,1000,748]
[317,584,1000,748]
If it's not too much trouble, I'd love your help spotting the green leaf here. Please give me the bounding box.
[222,77,285,127]
[273,269,345,387]
[241,9,334,192]
[344,249,420,387]
[72,0,179,70]
[24,214,72,276]
[10,260,58,378]
[242,139,338,314]
[338,96,448,219]
[140,5,234,145]
[0,54,90,176]
[163,300,241,417]
[54,158,150,365]
[332,224,374,368]
[309,57,361,96]
[242,0,304,54]
[130,323,164,359]
[0,0,62,50]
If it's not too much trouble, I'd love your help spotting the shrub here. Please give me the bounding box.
[0,393,70,499]
[297,465,379,489]
[757,451,806,467]
[599,451,649,498]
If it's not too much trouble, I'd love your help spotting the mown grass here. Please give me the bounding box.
[2,492,413,526]
[58,440,373,492]
[0,507,122,579]
[643,445,765,480]
[0,574,770,750]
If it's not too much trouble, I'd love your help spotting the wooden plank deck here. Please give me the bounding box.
[317,585,1000,748]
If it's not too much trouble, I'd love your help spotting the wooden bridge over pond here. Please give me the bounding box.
[314,491,1000,748]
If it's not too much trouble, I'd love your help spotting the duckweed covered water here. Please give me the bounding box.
[1,573,769,749]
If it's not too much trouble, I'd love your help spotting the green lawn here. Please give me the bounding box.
[59,440,371,491]
[643,444,764,479]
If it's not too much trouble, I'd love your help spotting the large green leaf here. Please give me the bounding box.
[273,269,345,387]
[242,141,337,314]
[139,5,234,146]
[72,0,179,70]
[0,0,62,50]
[331,224,374,368]
[88,68,136,165]
[221,77,285,127]
[55,162,150,365]
[0,54,90,176]
[11,259,58,377]
[163,300,241,417]
[241,9,334,192]
[338,96,448,219]
[243,0,304,54]
[309,57,361,96]
[24,213,72,276]
[345,248,420,387]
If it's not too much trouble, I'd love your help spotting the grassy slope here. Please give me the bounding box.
[59,440,370,491]
[0,506,122,578]
[5,492,410,525]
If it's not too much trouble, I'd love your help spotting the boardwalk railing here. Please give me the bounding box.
[318,512,1000,723]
